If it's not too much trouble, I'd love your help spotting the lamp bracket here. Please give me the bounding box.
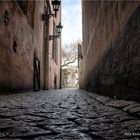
[49,35,59,40]
[42,12,57,21]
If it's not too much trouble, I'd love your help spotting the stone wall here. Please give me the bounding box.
[33,1,45,89]
[81,1,140,102]
[47,6,61,89]
[0,1,34,91]
[0,1,62,92]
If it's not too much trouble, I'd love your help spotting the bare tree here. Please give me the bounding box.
[61,40,81,67]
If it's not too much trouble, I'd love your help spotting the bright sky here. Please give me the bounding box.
[62,0,82,47]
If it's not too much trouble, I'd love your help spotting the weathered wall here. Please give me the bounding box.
[34,1,45,89]
[0,1,34,91]
[47,7,61,89]
[81,1,140,102]
[0,0,62,92]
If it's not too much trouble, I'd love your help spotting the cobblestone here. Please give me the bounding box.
[85,90,140,118]
[0,89,140,139]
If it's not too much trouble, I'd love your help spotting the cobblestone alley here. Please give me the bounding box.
[0,89,140,140]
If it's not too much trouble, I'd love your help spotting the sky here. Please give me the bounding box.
[62,0,82,47]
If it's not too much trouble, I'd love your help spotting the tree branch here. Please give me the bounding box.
[61,57,78,67]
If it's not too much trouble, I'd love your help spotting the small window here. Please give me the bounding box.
[13,40,17,53]
[52,22,58,63]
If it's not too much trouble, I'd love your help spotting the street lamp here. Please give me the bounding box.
[56,22,63,34]
[42,0,61,21]
[52,0,61,12]
[49,22,63,40]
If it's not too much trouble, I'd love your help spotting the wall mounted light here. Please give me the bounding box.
[49,22,63,40]
[56,22,63,34]
[42,0,61,21]
[52,0,61,15]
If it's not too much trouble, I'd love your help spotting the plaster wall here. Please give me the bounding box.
[34,1,45,89]
[47,7,61,89]
[0,1,34,91]
[81,1,140,102]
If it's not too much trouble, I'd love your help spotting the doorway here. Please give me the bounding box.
[33,56,40,91]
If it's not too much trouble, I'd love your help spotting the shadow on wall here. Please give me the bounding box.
[84,5,140,102]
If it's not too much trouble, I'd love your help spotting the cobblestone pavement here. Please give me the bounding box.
[0,89,140,140]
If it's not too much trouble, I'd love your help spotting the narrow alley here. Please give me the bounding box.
[0,1,140,140]
[0,89,140,140]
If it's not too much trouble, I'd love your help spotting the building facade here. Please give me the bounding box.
[61,66,78,88]
[80,1,140,102]
[0,0,62,92]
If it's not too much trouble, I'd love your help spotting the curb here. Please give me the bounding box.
[82,90,140,118]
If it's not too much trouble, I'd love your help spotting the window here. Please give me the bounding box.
[52,22,58,63]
